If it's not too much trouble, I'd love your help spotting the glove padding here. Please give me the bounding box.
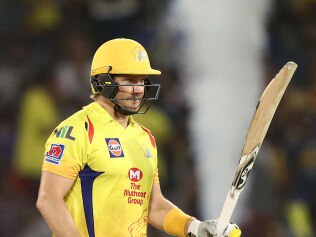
[188,219,241,237]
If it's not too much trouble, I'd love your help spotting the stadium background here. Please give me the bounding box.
[0,0,315,236]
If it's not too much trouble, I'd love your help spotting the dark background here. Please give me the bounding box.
[0,0,315,236]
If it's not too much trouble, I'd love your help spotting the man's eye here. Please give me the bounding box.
[122,79,133,83]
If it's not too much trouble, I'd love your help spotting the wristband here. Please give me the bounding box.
[163,208,192,237]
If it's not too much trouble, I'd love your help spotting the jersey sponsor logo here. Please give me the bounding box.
[105,138,124,158]
[124,170,146,206]
[128,168,143,182]
[45,144,65,165]
[54,126,75,141]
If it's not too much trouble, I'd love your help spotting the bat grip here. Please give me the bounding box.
[216,191,240,236]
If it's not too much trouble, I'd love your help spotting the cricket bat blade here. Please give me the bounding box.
[215,61,298,236]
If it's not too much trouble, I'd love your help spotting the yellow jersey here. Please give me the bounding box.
[42,102,159,237]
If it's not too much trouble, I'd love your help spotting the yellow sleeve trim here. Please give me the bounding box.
[42,167,77,180]
[163,208,192,237]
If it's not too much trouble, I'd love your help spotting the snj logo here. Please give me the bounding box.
[105,138,124,158]
[128,168,143,182]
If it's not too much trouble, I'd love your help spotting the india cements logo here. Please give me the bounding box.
[45,144,65,165]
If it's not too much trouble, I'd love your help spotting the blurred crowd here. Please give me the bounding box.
[244,1,316,236]
[0,1,193,236]
[0,0,314,237]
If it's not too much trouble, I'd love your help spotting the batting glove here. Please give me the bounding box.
[188,219,241,237]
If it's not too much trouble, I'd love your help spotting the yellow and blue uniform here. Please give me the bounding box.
[42,102,159,237]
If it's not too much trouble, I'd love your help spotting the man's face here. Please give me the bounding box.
[113,75,147,112]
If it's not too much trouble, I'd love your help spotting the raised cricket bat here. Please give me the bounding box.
[216,61,298,236]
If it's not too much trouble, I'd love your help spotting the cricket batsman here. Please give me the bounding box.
[36,38,242,237]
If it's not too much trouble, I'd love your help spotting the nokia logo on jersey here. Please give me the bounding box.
[128,168,143,182]
[105,138,125,158]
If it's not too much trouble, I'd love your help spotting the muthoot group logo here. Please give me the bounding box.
[124,168,146,206]
[128,168,143,182]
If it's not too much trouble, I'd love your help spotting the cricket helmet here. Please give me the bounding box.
[90,38,161,115]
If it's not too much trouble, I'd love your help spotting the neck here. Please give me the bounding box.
[94,96,129,128]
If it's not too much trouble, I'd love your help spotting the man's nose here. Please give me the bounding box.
[132,84,144,94]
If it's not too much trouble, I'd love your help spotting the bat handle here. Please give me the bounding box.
[216,191,240,236]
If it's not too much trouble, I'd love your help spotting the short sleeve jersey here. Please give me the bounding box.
[42,102,159,237]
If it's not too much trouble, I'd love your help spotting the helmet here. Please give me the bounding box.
[90,38,161,115]
[91,38,160,76]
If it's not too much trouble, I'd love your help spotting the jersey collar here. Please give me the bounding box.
[85,102,114,124]
[86,102,136,126]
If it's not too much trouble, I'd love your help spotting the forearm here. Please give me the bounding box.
[148,197,194,236]
[148,197,175,229]
[148,183,196,236]
[37,195,81,237]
